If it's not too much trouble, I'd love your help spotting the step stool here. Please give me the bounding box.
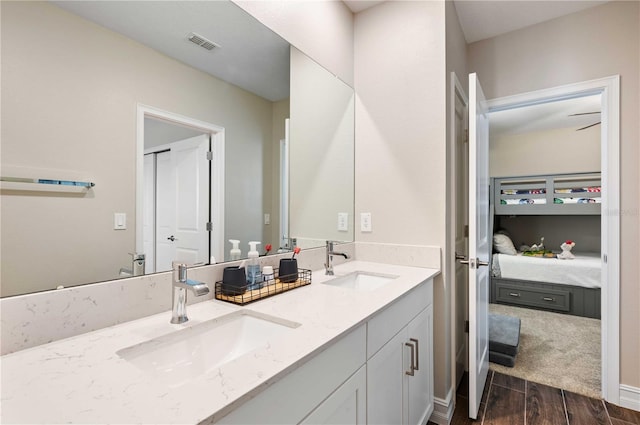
[489,313,521,367]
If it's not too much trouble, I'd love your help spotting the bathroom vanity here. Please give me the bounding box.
[0,261,437,424]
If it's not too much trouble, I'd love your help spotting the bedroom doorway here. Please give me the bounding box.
[453,75,620,405]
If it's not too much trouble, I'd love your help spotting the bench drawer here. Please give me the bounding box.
[495,282,570,312]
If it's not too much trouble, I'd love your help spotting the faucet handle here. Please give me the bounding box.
[172,262,187,283]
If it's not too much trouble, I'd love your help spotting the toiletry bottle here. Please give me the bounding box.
[262,265,274,284]
[229,239,241,261]
[246,241,262,290]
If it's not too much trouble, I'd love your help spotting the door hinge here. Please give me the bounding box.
[464,129,469,143]
[464,225,469,238]
[206,222,213,231]
[206,151,213,160]
[465,320,469,333]
[603,254,607,264]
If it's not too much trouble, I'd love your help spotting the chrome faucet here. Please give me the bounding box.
[130,252,146,276]
[325,240,349,275]
[171,261,210,324]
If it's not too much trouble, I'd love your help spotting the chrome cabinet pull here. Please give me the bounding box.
[542,297,555,302]
[509,292,520,297]
[410,338,419,371]
[405,342,415,376]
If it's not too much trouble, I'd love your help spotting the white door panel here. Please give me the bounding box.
[468,73,490,419]
[143,154,156,273]
[153,135,210,272]
[172,136,210,266]
[156,150,175,271]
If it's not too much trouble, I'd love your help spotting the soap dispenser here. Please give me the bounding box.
[246,241,262,290]
[229,239,241,261]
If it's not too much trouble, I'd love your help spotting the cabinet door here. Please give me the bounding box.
[406,306,434,425]
[367,329,406,425]
[301,365,366,425]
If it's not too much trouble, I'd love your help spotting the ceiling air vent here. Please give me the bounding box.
[187,32,220,51]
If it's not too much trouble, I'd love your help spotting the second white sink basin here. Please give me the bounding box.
[323,271,398,291]
[117,310,300,387]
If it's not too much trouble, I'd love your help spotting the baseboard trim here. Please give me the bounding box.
[429,386,455,425]
[619,384,640,412]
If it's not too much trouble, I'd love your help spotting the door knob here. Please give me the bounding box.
[167,235,177,242]
[455,252,468,261]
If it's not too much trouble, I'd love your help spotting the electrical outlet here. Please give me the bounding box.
[338,212,348,231]
[360,212,372,232]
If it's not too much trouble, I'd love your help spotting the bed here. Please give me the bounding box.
[491,253,601,318]
[490,172,602,319]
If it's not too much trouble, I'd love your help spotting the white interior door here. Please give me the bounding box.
[172,135,210,266]
[453,75,469,388]
[467,73,491,419]
[155,134,210,271]
[156,150,175,271]
[279,119,290,249]
[142,153,156,273]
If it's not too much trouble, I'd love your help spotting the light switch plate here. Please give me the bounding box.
[337,212,348,231]
[360,212,372,232]
[264,213,271,225]
[114,213,127,230]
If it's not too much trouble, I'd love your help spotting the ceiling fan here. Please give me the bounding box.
[570,111,601,131]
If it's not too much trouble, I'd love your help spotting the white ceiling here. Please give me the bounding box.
[453,0,610,43]
[344,1,610,44]
[51,1,290,102]
[489,94,602,137]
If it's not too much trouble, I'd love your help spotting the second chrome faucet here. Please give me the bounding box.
[325,240,349,275]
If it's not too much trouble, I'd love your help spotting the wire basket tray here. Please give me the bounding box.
[215,268,312,306]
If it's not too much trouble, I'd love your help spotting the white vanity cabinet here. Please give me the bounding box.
[218,278,434,425]
[217,324,367,425]
[367,281,434,425]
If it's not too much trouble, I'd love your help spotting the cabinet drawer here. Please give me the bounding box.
[495,282,570,312]
[367,279,432,359]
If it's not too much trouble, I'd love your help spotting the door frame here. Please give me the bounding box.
[136,104,226,266]
[485,75,620,403]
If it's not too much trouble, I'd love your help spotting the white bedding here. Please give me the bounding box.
[492,252,601,288]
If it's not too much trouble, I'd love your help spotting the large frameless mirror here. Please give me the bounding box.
[0,0,354,297]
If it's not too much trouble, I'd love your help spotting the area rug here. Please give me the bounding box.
[489,303,601,398]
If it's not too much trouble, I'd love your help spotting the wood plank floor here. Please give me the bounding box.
[429,371,640,425]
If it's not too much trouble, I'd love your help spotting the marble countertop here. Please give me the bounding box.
[1,261,439,424]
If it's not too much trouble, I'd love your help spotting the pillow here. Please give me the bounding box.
[493,233,517,255]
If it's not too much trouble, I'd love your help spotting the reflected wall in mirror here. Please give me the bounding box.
[289,48,355,248]
[0,0,354,298]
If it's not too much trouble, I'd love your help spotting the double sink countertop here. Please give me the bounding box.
[0,261,439,424]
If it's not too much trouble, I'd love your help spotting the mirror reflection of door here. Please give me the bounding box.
[143,118,212,273]
[279,118,290,249]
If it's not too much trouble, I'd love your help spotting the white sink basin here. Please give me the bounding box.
[323,271,398,291]
[117,310,300,387]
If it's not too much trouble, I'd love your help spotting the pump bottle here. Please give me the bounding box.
[246,241,262,290]
[229,239,241,261]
